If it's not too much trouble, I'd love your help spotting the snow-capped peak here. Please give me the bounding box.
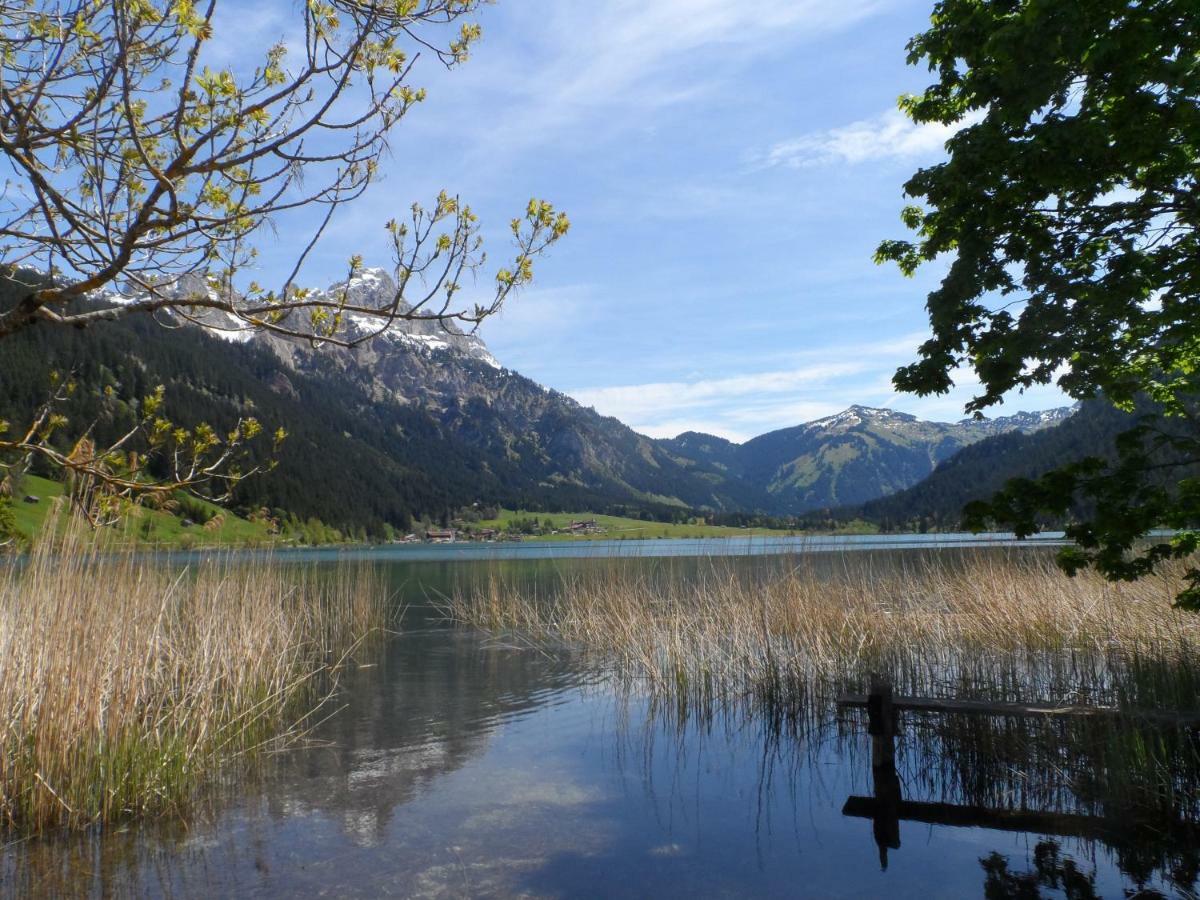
[807,405,912,431]
[86,265,504,366]
[312,269,502,369]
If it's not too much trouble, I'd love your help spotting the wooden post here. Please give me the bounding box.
[866,673,901,869]
[867,674,896,768]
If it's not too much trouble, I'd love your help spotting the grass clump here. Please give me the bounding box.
[0,522,388,833]
[444,551,1200,717]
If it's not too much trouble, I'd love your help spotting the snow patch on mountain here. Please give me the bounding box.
[89,266,503,368]
[308,268,501,369]
[806,405,916,433]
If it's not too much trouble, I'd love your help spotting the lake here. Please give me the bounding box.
[3,540,1197,898]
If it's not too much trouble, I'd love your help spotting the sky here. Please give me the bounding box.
[236,0,1070,443]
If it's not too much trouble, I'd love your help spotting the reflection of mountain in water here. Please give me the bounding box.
[6,558,1200,898]
[0,615,588,895]
[266,625,586,848]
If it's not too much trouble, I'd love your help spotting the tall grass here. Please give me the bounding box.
[444,551,1200,718]
[448,551,1200,888]
[0,522,389,833]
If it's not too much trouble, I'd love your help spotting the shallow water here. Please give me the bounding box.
[4,550,1198,899]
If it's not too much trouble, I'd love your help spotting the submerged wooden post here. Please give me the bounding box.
[866,674,896,768]
[866,674,901,869]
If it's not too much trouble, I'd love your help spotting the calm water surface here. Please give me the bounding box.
[4,544,1197,899]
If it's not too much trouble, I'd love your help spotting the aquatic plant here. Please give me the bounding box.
[444,550,1200,718]
[0,521,388,833]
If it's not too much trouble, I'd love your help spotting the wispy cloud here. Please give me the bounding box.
[204,5,303,70]
[437,0,886,153]
[760,108,983,169]
[565,332,1070,441]
[572,361,869,426]
[479,283,599,370]
[568,336,917,440]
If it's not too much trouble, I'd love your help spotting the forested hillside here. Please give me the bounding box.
[660,405,1074,514]
[0,274,765,535]
[1,311,493,537]
[0,270,1096,538]
[848,401,1139,531]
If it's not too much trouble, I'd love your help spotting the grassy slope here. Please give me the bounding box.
[475,509,878,540]
[11,475,275,548]
[11,483,875,548]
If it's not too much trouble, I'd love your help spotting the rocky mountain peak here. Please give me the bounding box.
[806,405,914,432]
[304,267,501,369]
[93,265,502,370]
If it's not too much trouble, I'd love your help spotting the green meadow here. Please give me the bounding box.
[474,508,877,541]
[10,475,275,548]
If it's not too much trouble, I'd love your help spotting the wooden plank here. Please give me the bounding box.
[837,694,1200,725]
[841,796,1200,842]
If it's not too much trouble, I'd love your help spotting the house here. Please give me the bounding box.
[426,529,456,543]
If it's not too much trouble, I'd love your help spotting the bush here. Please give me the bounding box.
[0,499,15,543]
[174,492,216,526]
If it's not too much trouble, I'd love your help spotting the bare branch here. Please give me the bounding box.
[0,1,565,345]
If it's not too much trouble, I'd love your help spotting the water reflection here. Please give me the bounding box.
[3,556,1199,898]
[981,841,1106,900]
[893,713,1200,896]
[271,626,588,849]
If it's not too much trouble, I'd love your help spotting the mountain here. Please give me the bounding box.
[241,268,775,515]
[846,399,1143,531]
[659,405,1076,514]
[0,270,768,534]
[0,267,1079,533]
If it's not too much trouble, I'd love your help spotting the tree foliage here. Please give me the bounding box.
[0,497,15,545]
[878,0,1200,605]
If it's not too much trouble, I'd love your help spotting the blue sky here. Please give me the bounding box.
[241,0,1068,442]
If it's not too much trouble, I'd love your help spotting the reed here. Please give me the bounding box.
[0,519,388,833]
[444,551,1200,717]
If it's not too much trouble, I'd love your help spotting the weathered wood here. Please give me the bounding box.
[842,684,1200,867]
[838,694,1200,726]
[862,675,902,869]
[866,675,896,770]
[842,796,1200,844]
[865,675,893,736]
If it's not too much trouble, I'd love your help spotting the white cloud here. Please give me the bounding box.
[566,333,1071,441]
[761,108,984,169]
[570,352,886,441]
[204,5,303,70]
[548,0,883,100]
[572,361,868,426]
[479,283,598,366]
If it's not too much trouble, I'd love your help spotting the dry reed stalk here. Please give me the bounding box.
[444,552,1200,715]
[0,515,388,833]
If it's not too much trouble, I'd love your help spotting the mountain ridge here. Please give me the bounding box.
[659,402,1076,513]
